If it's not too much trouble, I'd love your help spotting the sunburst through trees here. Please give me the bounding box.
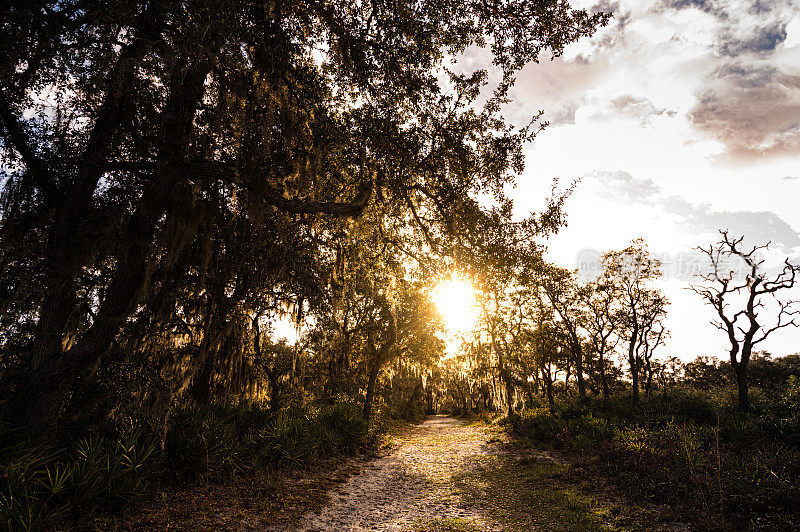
[2,1,799,530]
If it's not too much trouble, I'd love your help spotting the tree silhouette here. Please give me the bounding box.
[603,239,667,406]
[540,265,589,400]
[585,274,622,399]
[691,230,800,410]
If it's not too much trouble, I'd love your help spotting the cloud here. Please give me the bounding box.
[507,53,610,127]
[546,101,581,126]
[651,0,800,160]
[590,170,800,248]
[590,95,677,124]
[718,22,787,55]
[593,170,661,201]
[656,0,726,17]
[690,63,800,160]
[664,196,800,247]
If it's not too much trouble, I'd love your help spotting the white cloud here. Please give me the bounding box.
[784,16,800,47]
[498,0,800,359]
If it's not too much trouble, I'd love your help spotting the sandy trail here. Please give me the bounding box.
[297,415,502,531]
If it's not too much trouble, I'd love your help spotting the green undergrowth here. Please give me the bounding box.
[450,452,653,531]
[409,516,486,531]
[507,384,800,530]
[0,402,371,530]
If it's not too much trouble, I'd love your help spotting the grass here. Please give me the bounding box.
[449,452,653,531]
[505,385,800,530]
[409,517,486,531]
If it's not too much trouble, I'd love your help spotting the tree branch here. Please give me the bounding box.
[0,94,58,198]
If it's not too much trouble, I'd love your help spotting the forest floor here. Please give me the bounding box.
[110,415,678,531]
[298,415,673,532]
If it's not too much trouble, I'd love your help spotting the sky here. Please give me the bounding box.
[490,0,800,360]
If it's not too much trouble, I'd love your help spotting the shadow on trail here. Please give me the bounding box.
[300,415,663,531]
[448,451,614,531]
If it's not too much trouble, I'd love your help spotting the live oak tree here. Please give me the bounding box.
[637,293,668,398]
[525,292,566,412]
[469,203,569,415]
[603,239,667,406]
[691,231,800,411]
[303,206,447,419]
[539,264,589,400]
[476,252,525,416]
[0,0,609,426]
[585,273,622,399]
[466,228,582,414]
[373,285,445,419]
[440,353,476,416]
[442,237,674,413]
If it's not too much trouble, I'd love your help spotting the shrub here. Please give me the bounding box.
[0,401,371,529]
[318,403,368,454]
[510,409,561,443]
[505,388,800,529]
[0,428,158,530]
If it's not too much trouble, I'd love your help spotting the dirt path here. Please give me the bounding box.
[298,415,502,531]
[296,415,671,532]
[114,415,665,531]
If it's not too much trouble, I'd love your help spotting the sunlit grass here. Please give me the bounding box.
[409,517,485,531]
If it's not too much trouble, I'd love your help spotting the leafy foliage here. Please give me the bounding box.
[0,402,369,529]
[509,383,800,529]
[0,427,158,530]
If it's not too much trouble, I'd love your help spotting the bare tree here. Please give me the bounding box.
[691,231,800,410]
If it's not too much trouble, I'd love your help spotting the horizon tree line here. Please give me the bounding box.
[445,232,799,414]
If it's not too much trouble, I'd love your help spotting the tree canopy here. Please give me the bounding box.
[0,0,609,425]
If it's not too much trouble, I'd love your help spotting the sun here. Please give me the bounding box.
[432,275,479,335]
